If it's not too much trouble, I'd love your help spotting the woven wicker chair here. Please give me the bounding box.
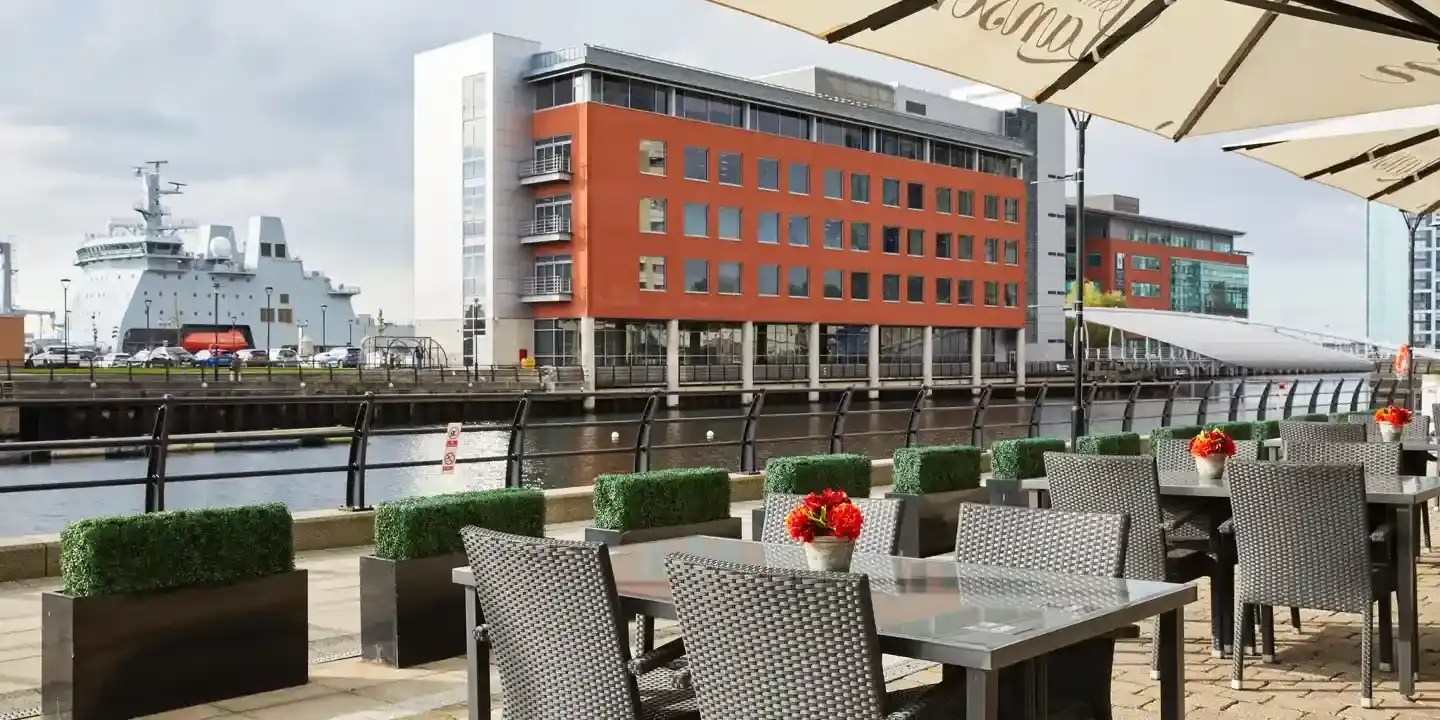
[459,527,699,720]
[1225,462,1395,709]
[1365,414,1432,442]
[1367,412,1434,550]
[663,553,964,720]
[1280,420,1366,445]
[1152,438,1258,545]
[1043,452,1222,677]
[760,493,903,555]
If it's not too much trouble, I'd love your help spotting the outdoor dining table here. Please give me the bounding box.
[1020,471,1440,697]
[452,536,1197,720]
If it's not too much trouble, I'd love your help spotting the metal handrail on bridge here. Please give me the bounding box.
[0,376,1388,520]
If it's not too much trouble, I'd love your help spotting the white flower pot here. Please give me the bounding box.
[803,536,855,572]
[1378,422,1403,442]
[1195,453,1227,481]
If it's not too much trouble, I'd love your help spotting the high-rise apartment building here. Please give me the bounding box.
[1365,203,1437,348]
[1068,195,1250,318]
[414,33,1066,393]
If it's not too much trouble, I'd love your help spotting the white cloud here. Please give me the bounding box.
[0,0,1375,336]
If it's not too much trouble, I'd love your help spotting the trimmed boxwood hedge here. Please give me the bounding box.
[1251,419,1280,440]
[1074,432,1142,456]
[1148,425,1204,443]
[593,467,731,531]
[764,453,871,497]
[991,437,1066,480]
[892,445,982,494]
[374,488,544,561]
[1331,411,1371,423]
[1209,421,1254,441]
[60,503,294,598]
[1295,413,1329,421]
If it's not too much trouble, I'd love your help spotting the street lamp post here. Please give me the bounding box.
[212,281,221,382]
[264,286,273,376]
[1404,210,1426,409]
[90,312,98,351]
[348,319,354,346]
[60,278,70,367]
[320,304,328,351]
[143,299,152,351]
[1068,109,1093,448]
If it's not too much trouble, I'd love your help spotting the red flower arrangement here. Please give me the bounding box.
[1375,405,1413,426]
[785,489,864,543]
[1188,429,1236,458]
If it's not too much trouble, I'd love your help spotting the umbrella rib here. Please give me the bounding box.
[824,0,938,43]
[1369,0,1440,40]
[1229,0,1438,41]
[1168,11,1279,141]
[1033,0,1176,104]
[1367,158,1440,200]
[1300,128,1440,179]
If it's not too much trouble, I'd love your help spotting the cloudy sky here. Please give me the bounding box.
[0,0,1380,335]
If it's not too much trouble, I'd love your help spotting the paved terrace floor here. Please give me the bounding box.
[4,499,1440,720]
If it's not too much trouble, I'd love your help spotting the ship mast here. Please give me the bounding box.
[129,161,194,237]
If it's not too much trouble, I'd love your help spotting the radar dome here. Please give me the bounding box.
[207,235,235,259]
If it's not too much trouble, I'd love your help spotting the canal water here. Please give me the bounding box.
[0,374,1373,536]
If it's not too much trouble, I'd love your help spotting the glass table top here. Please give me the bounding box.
[1022,471,1440,504]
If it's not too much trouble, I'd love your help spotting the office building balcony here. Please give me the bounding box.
[519,276,573,302]
[518,156,572,185]
[519,217,572,245]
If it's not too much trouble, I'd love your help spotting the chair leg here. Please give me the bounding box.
[1148,618,1161,680]
[1422,504,1432,551]
[1231,600,1248,690]
[1361,605,1375,708]
[1241,604,1257,655]
[1378,592,1394,673]
[1289,606,1302,632]
[1208,572,1227,658]
[1260,606,1276,663]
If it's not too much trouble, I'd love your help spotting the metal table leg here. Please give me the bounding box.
[1158,608,1186,719]
[1397,504,1419,698]
[464,587,489,720]
[966,667,999,720]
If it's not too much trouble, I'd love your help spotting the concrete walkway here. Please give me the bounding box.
[4,500,1440,719]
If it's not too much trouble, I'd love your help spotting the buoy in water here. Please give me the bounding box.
[611,431,620,442]
[706,430,715,440]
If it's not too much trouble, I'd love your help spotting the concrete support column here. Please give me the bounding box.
[807,322,821,403]
[666,318,680,408]
[971,327,984,390]
[867,324,881,400]
[579,316,597,411]
[1015,326,1027,393]
[921,326,934,388]
[741,320,756,404]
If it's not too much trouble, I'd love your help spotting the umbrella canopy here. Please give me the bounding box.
[1224,104,1440,213]
[702,0,1440,139]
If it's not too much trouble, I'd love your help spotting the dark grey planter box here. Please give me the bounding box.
[884,488,989,558]
[42,569,308,720]
[584,517,744,547]
[360,552,467,668]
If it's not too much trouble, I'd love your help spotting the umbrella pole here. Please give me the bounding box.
[1070,110,1092,447]
[1403,210,1423,410]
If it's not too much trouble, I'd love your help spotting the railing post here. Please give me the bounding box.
[1196,379,1215,426]
[1352,378,1367,411]
[1160,382,1180,426]
[828,387,855,455]
[504,391,531,489]
[633,391,661,473]
[739,389,766,474]
[1282,379,1299,418]
[1083,383,1100,428]
[1120,382,1141,433]
[1028,383,1051,437]
[1255,380,1273,421]
[344,392,375,510]
[969,386,993,447]
[1329,378,1346,414]
[904,385,928,448]
[1306,378,1322,414]
[1384,378,1397,406]
[144,395,172,513]
[1228,379,1246,422]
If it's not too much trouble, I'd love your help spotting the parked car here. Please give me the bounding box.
[233,349,269,366]
[267,348,300,367]
[145,346,194,367]
[318,347,361,368]
[25,346,84,368]
[95,353,131,368]
[128,350,151,366]
[192,349,234,367]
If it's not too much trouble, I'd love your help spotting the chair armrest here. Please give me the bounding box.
[1218,519,1234,534]
[1160,511,1194,533]
[627,638,685,677]
[885,682,968,720]
[1370,522,1393,545]
[472,623,490,646]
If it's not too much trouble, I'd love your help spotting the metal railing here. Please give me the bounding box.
[518,156,572,178]
[0,359,549,386]
[520,217,572,236]
[520,276,573,296]
[0,376,1393,518]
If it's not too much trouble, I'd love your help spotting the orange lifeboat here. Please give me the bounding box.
[180,329,249,353]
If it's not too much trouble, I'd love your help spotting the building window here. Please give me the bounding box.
[956,280,973,305]
[592,73,669,113]
[534,75,576,110]
[758,158,780,190]
[983,194,1000,220]
[639,198,666,233]
[533,319,579,366]
[718,207,742,240]
[906,275,924,302]
[1004,197,1020,223]
[684,147,708,181]
[759,212,780,244]
[823,269,844,299]
[1131,281,1162,297]
[851,222,871,251]
[675,89,744,128]
[276,308,295,323]
[758,264,781,296]
[718,262,742,294]
[823,219,844,249]
[882,274,901,302]
[638,255,667,291]
[882,226,901,254]
[957,235,974,260]
[817,118,872,150]
[788,215,810,246]
[985,238,1000,263]
[1004,283,1019,307]
[1132,255,1161,271]
[1087,253,1103,267]
[984,281,1000,306]
[851,271,870,300]
[936,233,952,259]
[936,188,952,214]
[717,152,742,185]
[684,203,708,237]
[904,100,928,116]
[936,277,952,304]
[958,190,974,217]
[877,130,924,160]
[906,229,925,256]
[823,169,843,199]
[788,163,810,194]
[851,173,871,203]
[1004,239,1019,265]
[787,267,810,298]
[639,140,666,176]
[882,178,901,207]
[906,182,925,210]
[684,259,709,293]
[750,104,811,139]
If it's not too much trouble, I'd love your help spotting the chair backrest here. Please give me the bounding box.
[665,553,889,719]
[1284,440,1400,476]
[1153,438,1260,471]
[1042,452,1165,582]
[761,493,903,555]
[953,503,1128,578]
[1224,462,1373,614]
[459,527,639,720]
[1366,414,1432,441]
[1280,420,1365,444]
